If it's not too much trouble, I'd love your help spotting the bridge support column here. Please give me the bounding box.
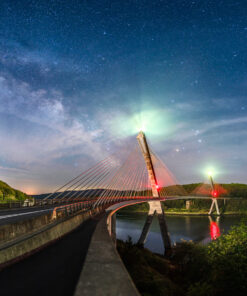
[208,198,220,215]
[186,200,191,210]
[137,212,154,245]
[137,131,172,256]
[208,173,220,215]
[138,201,172,256]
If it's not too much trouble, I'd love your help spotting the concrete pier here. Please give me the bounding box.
[136,131,172,255]
[208,198,220,215]
[138,201,172,255]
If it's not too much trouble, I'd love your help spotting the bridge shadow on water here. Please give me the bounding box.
[0,214,103,296]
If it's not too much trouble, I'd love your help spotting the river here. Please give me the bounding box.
[116,212,241,254]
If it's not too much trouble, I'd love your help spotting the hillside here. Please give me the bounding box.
[34,183,247,200]
[183,183,247,198]
[0,180,30,203]
[118,183,247,214]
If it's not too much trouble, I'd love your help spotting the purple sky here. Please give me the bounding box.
[0,1,246,194]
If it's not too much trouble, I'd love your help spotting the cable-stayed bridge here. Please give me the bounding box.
[42,133,187,205]
[0,132,223,296]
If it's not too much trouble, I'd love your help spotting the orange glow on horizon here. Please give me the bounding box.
[20,187,38,196]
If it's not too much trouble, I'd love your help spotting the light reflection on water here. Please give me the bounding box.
[116,212,241,254]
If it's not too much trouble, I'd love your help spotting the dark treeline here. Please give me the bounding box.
[183,183,247,198]
[119,198,247,214]
[119,199,247,213]
[165,199,247,213]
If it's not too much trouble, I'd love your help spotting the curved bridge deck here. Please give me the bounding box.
[0,214,102,296]
[0,197,228,295]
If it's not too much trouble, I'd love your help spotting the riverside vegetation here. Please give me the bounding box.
[120,183,247,215]
[117,221,247,296]
[120,198,247,215]
[117,183,247,295]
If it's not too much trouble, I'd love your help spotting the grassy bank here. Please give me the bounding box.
[0,180,30,203]
[117,221,247,296]
[119,199,247,215]
[165,209,247,215]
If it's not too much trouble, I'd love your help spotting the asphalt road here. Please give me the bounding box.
[0,206,56,226]
[0,213,102,296]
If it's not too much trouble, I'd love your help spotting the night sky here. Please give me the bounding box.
[0,1,246,194]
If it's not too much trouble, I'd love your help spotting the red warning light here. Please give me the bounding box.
[211,190,218,198]
[156,184,160,190]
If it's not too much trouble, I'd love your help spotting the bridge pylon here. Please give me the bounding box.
[136,131,172,255]
[208,174,220,216]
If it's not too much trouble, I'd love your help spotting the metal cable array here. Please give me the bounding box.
[43,143,187,207]
[150,149,188,197]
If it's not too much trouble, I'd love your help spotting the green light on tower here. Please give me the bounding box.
[107,107,174,141]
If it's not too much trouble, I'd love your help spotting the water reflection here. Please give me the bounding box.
[209,216,220,240]
[116,212,239,254]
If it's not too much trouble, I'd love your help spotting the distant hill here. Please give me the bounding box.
[33,183,247,200]
[33,188,107,199]
[0,180,30,203]
[183,183,247,198]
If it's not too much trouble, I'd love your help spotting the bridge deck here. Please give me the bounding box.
[0,196,229,226]
[0,206,56,226]
[0,214,103,296]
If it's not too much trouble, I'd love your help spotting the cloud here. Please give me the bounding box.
[0,165,28,173]
[0,72,107,191]
[202,117,247,132]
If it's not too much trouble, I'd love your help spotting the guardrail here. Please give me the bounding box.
[51,197,158,220]
[51,201,92,220]
[0,202,23,209]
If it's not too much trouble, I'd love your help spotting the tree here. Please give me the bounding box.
[188,221,247,296]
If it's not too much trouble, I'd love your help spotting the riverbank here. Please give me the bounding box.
[117,221,247,296]
[120,209,247,215]
[118,200,247,216]
[165,209,247,215]
[119,208,247,216]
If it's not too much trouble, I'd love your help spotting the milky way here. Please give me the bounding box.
[0,1,246,193]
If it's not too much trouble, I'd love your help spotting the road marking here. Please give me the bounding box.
[0,209,52,220]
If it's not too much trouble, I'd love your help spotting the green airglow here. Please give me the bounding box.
[108,108,173,141]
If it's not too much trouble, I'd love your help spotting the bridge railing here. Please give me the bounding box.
[51,201,93,220]
[37,195,159,207]
[0,201,23,209]
[51,196,159,219]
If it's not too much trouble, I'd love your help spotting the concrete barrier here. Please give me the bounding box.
[74,201,158,295]
[0,209,99,267]
[74,211,140,296]
[0,213,53,244]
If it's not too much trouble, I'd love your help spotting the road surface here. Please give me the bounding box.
[0,205,56,226]
[0,213,102,296]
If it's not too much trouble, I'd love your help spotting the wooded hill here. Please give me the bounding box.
[183,183,247,198]
[0,180,30,202]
